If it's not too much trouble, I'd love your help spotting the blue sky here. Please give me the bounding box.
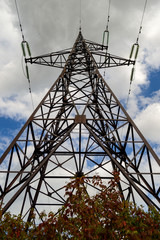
[144,69,160,97]
[1,0,160,159]
[0,117,23,136]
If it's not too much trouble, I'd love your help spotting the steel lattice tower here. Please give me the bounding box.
[0,31,160,222]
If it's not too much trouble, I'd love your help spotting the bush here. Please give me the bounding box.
[0,173,160,239]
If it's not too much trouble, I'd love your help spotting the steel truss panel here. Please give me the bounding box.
[25,39,135,69]
[0,31,160,223]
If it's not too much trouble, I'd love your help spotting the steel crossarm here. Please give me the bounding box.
[25,42,135,69]
[25,48,72,68]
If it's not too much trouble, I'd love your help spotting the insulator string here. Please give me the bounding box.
[102,0,111,49]
[101,0,112,65]
[14,0,34,110]
[127,0,148,107]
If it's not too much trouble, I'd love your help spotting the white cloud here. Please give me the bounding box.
[1,0,160,107]
[134,102,160,144]
[0,87,49,120]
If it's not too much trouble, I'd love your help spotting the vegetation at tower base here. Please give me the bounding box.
[0,173,160,239]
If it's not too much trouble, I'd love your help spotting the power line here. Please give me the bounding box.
[106,0,111,32]
[136,0,148,44]
[14,0,25,41]
[79,0,82,31]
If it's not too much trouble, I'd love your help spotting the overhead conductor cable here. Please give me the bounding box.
[79,0,82,31]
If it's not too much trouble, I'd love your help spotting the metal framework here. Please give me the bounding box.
[0,31,160,222]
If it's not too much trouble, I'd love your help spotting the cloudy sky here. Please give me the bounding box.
[1,0,160,158]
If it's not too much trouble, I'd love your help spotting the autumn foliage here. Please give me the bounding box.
[0,173,160,239]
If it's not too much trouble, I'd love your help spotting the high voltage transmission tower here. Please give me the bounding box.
[0,31,160,222]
